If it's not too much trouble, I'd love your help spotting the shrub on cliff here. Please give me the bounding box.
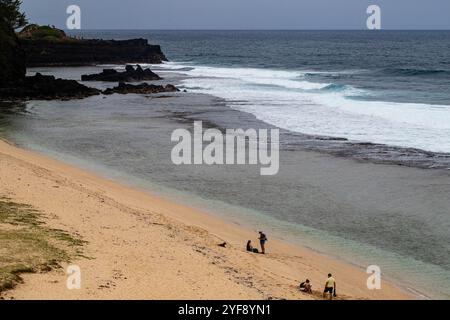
[19,24,67,41]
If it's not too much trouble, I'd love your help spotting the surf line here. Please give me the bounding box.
[171,121,280,176]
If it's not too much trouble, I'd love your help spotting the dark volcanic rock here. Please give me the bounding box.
[103,82,179,95]
[1,21,170,101]
[20,38,168,67]
[0,73,100,101]
[81,65,161,82]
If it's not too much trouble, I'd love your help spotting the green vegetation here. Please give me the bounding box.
[19,24,68,41]
[0,0,26,87]
[0,198,84,293]
[0,0,27,29]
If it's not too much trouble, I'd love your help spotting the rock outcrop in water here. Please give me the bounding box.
[0,74,180,101]
[81,65,161,82]
[0,73,101,101]
[103,82,179,95]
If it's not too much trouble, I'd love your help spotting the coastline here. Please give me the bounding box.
[0,138,414,300]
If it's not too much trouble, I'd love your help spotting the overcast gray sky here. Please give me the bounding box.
[21,0,450,30]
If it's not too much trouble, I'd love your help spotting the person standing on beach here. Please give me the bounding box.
[258,231,267,254]
[323,273,337,300]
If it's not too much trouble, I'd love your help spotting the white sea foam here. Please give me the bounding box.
[158,62,450,153]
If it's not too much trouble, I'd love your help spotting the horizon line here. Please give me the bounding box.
[64,28,450,31]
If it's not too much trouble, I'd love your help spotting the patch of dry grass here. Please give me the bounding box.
[0,198,84,293]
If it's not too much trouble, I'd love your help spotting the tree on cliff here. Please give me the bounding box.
[0,0,26,87]
[0,0,27,29]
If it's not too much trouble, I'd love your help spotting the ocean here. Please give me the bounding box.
[85,30,450,154]
[1,30,449,298]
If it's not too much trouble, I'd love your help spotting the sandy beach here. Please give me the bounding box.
[0,139,413,300]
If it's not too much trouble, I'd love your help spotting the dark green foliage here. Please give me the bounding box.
[0,0,26,87]
[19,24,67,41]
[0,0,27,30]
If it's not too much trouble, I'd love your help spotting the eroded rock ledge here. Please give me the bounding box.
[0,74,180,101]
[103,82,180,95]
[0,73,100,101]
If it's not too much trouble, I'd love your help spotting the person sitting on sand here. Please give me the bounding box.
[299,279,312,294]
[246,240,253,252]
[258,231,267,254]
[323,273,337,300]
[246,240,259,253]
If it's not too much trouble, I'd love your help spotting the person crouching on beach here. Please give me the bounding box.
[246,240,259,253]
[258,231,267,254]
[323,273,337,300]
[300,279,312,294]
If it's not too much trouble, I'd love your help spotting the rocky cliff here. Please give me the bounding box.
[1,23,173,101]
[20,38,168,67]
